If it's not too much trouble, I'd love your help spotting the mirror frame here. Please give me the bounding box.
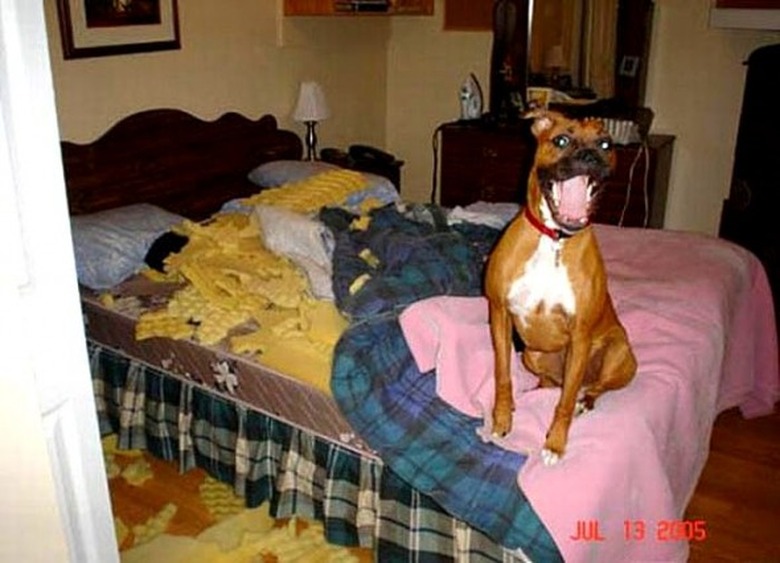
[445,0,654,109]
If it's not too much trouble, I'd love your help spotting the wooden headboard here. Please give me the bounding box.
[61,109,303,220]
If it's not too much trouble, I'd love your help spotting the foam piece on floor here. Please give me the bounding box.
[198,475,245,521]
[196,505,275,551]
[114,517,130,548]
[132,503,177,546]
[121,457,153,486]
[120,535,222,563]
[101,434,143,458]
[121,510,359,562]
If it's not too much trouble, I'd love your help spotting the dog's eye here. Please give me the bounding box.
[599,139,612,151]
[552,135,571,149]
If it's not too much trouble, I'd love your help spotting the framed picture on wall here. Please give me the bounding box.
[56,0,180,60]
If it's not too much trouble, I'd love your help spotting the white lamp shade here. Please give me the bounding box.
[545,45,566,69]
[292,81,330,122]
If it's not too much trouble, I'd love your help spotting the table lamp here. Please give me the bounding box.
[545,44,566,87]
[292,81,330,160]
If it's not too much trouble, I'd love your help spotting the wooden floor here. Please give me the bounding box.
[109,407,780,562]
[107,447,374,561]
[686,407,780,562]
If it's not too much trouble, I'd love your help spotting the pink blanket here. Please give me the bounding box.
[400,225,778,563]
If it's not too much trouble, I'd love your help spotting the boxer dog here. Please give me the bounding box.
[485,110,636,466]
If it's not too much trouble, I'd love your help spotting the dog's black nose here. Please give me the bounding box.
[578,149,605,167]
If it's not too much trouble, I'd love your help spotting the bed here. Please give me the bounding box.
[63,108,779,563]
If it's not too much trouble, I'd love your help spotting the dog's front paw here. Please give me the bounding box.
[542,430,566,465]
[574,398,592,416]
[540,448,560,466]
[492,407,513,437]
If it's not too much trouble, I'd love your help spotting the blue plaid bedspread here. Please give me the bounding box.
[323,205,562,562]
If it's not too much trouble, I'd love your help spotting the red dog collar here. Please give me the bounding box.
[523,206,571,241]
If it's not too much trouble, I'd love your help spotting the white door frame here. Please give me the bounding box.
[0,0,118,560]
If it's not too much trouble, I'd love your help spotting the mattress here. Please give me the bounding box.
[81,288,373,457]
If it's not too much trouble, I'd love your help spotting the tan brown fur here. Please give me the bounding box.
[485,111,637,461]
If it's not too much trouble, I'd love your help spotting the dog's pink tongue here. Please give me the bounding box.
[557,176,589,222]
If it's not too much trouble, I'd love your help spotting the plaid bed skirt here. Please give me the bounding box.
[89,341,535,562]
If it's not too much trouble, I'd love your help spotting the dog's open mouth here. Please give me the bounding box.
[542,175,597,234]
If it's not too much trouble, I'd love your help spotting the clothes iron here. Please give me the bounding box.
[459,73,484,120]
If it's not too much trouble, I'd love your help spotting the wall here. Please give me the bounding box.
[44,0,780,235]
[643,0,780,233]
[386,0,780,234]
[44,0,390,152]
[386,7,491,204]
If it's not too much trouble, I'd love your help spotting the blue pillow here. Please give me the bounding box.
[71,204,184,290]
[246,160,400,211]
[247,160,339,187]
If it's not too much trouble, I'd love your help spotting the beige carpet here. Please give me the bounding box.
[103,435,372,562]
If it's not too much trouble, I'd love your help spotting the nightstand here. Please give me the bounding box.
[320,147,404,193]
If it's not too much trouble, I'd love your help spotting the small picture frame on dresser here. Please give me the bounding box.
[527,87,552,110]
[618,56,640,78]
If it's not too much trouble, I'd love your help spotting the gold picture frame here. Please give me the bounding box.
[56,0,180,60]
[527,87,552,110]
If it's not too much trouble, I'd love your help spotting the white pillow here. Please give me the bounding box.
[70,204,184,290]
[253,204,335,300]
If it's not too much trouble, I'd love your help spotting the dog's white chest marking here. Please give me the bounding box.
[507,237,576,325]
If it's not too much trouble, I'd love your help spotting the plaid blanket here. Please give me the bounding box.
[325,205,562,562]
[321,204,498,321]
[90,342,525,561]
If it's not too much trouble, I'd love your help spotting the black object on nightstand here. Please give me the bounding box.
[320,145,404,192]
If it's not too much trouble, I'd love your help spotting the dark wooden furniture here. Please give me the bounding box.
[716,0,780,7]
[283,0,433,16]
[437,120,674,228]
[61,109,302,220]
[719,43,779,322]
[489,0,530,119]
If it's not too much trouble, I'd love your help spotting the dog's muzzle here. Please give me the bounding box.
[536,149,612,234]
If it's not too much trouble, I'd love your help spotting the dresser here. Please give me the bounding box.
[283,0,433,15]
[438,120,674,228]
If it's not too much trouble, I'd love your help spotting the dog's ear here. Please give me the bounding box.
[526,110,558,138]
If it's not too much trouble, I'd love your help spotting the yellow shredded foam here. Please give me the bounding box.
[121,458,154,487]
[114,517,130,547]
[134,209,348,393]
[359,196,385,215]
[199,475,246,521]
[141,267,175,283]
[242,169,369,214]
[132,503,178,546]
[120,508,359,563]
[349,273,371,295]
[350,215,371,231]
[358,248,380,269]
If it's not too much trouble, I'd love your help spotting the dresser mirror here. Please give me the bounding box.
[529,0,616,99]
[445,0,654,107]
